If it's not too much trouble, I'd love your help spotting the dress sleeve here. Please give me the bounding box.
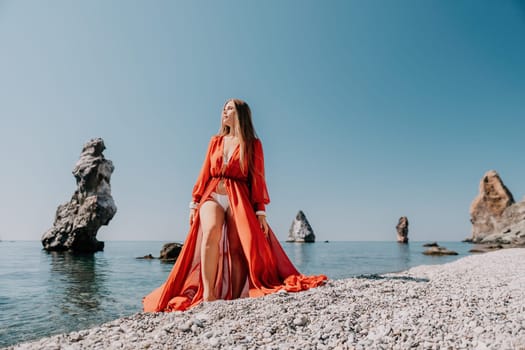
[250,139,270,211]
[191,137,215,203]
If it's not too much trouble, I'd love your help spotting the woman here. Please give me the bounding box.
[143,99,326,312]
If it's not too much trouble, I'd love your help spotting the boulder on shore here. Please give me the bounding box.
[286,210,316,243]
[396,216,409,243]
[41,138,117,253]
[469,170,525,246]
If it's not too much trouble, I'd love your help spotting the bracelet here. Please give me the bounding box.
[255,211,266,217]
[189,201,199,209]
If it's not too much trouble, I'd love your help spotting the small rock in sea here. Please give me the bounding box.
[469,244,504,253]
[136,254,155,259]
[160,242,183,261]
[422,242,439,247]
[422,246,458,255]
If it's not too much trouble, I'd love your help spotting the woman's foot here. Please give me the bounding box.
[203,295,217,302]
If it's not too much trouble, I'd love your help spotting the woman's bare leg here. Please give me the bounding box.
[199,201,225,301]
[226,210,248,299]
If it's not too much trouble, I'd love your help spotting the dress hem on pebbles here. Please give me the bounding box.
[5,248,525,350]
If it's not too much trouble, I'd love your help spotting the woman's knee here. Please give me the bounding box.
[202,225,221,246]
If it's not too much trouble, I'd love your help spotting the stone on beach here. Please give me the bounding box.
[9,248,525,350]
[41,138,117,253]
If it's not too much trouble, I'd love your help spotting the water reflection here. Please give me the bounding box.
[46,251,108,315]
[289,243,315,271]
[396,243,411,270]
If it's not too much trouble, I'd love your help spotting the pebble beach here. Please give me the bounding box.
[5,248,525,350]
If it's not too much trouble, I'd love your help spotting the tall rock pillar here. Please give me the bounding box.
[396,216,409,243]
[41,138,117,252]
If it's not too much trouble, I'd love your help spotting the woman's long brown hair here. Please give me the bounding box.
[219,98,257,175]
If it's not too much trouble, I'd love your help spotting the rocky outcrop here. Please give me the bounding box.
[469,170,525,245]
[159,242,183,261]
[137,243,183,262]
[41,138,117,253]
[469,244,504,254]
[422,245,458,256]
[286,211,315,243]
[137,254,155,260]
[396,217,409,243]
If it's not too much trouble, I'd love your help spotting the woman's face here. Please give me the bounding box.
[222,100,237,129]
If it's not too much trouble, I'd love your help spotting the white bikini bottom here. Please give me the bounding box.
[210,192,230,211]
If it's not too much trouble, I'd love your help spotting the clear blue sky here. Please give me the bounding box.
[1,1,524,242]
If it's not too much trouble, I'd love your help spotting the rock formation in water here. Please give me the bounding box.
[396,216,409,243]
[469,170,525,246]
[287,210,316,243]
[422,245,458,256]
[41,138,117,253]
[159,242,183,262]
[136,242,183,261]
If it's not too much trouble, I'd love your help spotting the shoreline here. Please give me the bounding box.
[5,248,525,349]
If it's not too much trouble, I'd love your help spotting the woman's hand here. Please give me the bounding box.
[257,215,269,237]
[189,208,197,225]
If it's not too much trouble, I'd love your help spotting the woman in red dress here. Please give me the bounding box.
[143,99,326,312]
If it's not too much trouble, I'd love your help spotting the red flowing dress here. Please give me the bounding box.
[143,135,327,312]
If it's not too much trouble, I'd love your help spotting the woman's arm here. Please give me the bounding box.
[189,137,216,225]
[191,136,216,205]
[250,138,270,213]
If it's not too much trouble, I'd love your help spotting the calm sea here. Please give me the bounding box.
[0,240,472,347]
